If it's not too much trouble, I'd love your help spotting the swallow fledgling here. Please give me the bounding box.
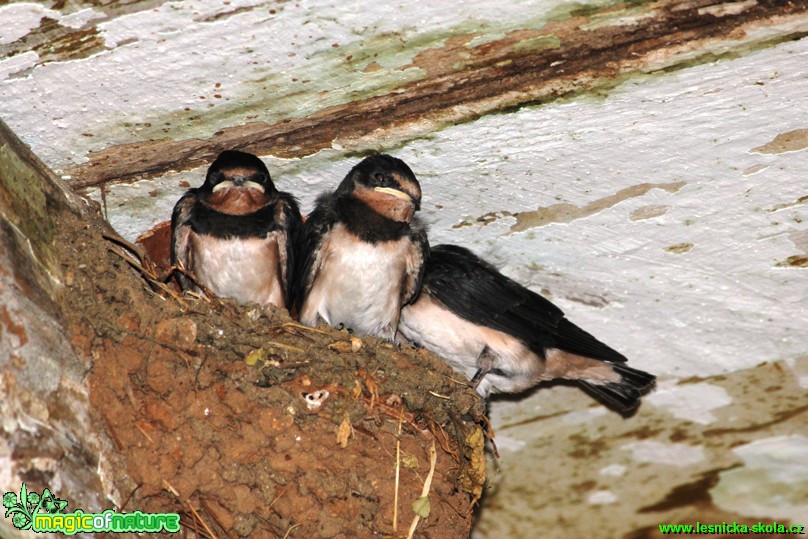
[398,244,655,412]
[296,154,428,340]
[170,150,303,310]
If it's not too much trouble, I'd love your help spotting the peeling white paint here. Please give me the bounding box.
[61,7,106,29]
[645,381,733,425]
[0,3,104,43]
[586,489,618,505]
[0,0,607,170]
[598,463,627,477]
[784,356,808,389]
[622,440,706,467]
[0,3,60,44]
[732,435,808,483]
[490,435,526,453]
[711,435,808,523]
[0,50,39,79]
[561,407,608,425]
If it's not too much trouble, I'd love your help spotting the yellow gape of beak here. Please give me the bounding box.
[212,180,265,192]
[373,187,411,201]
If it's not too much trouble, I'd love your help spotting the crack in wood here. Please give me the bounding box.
[63,0,808,189]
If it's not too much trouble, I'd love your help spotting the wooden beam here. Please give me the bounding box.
[65,0,808,189]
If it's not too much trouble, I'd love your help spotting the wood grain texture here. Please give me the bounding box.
[61,0,808,189]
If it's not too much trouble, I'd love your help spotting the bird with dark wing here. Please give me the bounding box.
[170,150,303,310]
[296,154,428,340]
[398,244,655,412]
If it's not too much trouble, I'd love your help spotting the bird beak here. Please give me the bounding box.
[373,186,413,202]
[213,179,265,192]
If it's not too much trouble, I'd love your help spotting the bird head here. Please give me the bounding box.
[204,150,276,194]
[339,154,422,223]
[201,150,277,214]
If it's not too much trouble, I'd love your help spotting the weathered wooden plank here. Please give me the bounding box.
[0,0,808,187]
[0,119,114,538]
[7,0,804,188]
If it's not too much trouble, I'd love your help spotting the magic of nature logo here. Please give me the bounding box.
[3,483,180,535]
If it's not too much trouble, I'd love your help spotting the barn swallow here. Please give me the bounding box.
[398,244,655,412]
[170,150,302,310]
[296,154,429,340]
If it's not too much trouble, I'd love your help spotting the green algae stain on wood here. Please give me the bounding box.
[40,1,667,165]
[0,144,57,272]
[513,34,561,53]
[0,119,80,313]
[13,1,804,188]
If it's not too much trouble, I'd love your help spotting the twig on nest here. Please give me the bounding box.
[428,420,459,463]
[134,420,155,444]
[199,497,237,539]
[276,321,331,335]
[282,523,301,539]
[102,230,147,264]
[102,231,238,315]
[265,341,306,354]
[119,484,141,512]
[186,503,219,539]
[163,479,219,539]
[406,439,437,539]
[104,239,188,307]
[393,414,403,532]
[479,414,499,458]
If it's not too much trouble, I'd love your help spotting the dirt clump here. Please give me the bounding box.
[55,205,486,538]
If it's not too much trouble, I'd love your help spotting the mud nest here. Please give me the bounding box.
[56,205,487,538]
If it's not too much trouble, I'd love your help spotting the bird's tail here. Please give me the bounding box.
[579,362,656,413]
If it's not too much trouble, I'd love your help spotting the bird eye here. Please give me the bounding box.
[374,173,394,188]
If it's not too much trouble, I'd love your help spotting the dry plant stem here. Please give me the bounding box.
[102,230,148,264]
[282,523,302,539]
[267,485,290,510]
[105,243,189,307]
[100,184,109,220]
[262,341,306,354]
[200,497,237,539]
[479,415,500,459]
[164,480,219,539]
[170,264,225,305]
[393,415,403,532]
[147,256,232,313]
[278,321,332,335]
[429,421,459,462]
[119,484,141,512]
[134,422,155,444]
[406,439,437,539]
[186,502,219,539]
